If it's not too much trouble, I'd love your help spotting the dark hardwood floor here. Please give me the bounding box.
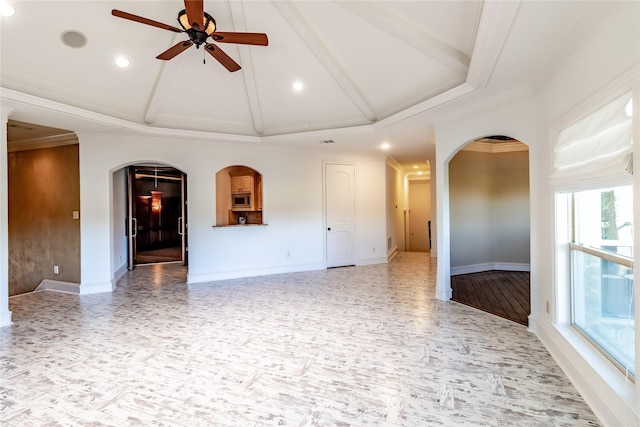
[451,270,530,326]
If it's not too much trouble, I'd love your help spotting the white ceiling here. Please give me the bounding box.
[0,1,611,173]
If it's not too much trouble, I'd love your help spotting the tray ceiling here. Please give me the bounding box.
[0,1,610,169]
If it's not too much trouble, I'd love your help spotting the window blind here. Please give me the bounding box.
[551,91,633,191]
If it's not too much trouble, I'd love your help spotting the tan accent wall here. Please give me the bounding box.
[449,149,530,268]
[8,144,80,295]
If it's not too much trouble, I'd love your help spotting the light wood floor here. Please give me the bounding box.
[3,256,598,425]
[450,270,530,326]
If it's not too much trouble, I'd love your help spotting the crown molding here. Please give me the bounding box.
[1,107,15,122]
[462,141,528,153]
[8,132,78,152]
[1,88,262,145]
[386,157,406,174]
[532,2,611,90]
[407,172,430,181]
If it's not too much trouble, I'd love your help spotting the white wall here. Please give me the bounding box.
[353,156,388,265]
[110,167,127,283]
[431,2,639,424]
[76,133,387,290]
[433,97,537,301]
[0,108,12,326]
[532,2,640,425]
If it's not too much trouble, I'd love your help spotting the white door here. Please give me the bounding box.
[325,163,356,267]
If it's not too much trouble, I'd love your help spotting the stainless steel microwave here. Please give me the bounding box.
[231,193,251,210]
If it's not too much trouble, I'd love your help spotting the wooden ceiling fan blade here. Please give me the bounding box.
[205,44,241,72]
[112,10,183,33]
[184,0,204,30]
[157,41,194,60]
[212,32,269,46]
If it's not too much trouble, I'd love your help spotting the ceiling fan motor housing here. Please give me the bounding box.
[185,28,208,46]
[178,9,216,47]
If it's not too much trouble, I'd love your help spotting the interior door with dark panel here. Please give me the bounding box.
[127,165,187,267]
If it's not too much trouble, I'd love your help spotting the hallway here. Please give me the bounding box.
[2,253,598,426]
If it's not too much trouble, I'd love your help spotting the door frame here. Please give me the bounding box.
[126,164,188,270]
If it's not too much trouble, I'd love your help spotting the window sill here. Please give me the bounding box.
[539,321,638,426]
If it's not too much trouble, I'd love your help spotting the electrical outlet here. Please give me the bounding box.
[286,251,291,258]
[54,265,59,275]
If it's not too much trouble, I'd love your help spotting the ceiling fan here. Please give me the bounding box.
[112,0,268,72]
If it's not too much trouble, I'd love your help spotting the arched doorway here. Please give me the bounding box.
[447,135,531,325]
[126,164,187,268]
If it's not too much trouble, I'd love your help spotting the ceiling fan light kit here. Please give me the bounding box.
[177,9,216,45]
[111,0,268,72]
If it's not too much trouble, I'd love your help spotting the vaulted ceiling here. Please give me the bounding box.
[0,1,611,172]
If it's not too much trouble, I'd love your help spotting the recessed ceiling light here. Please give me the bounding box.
[413,165,418,169]
[380,142,391,150]
[0,2,15,17]
[115,56,130,68]
[292,80,304,92]
[61,30,87,48]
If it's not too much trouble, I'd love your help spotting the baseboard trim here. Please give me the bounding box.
[0,310,13,327]
[387,247,399,262]
[35,279,81,294]
[436,286,452,301]
[112,263,128,288]
[451,262,530,276]
[527,314,537,334]
[79,281,115,294]
[357,256,387,266]
[536,320,638,427]
[187,262,326,284]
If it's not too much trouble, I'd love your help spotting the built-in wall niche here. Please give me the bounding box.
[215,165,264,226]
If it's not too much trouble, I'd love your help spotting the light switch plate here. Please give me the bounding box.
[72,211,79,219]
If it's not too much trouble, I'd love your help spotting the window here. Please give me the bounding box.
[570,186,634,376]
[553,91,635,377]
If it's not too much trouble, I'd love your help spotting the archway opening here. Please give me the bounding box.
[127,164,187,270]
[447,135,531,325]
[215,165,263,226]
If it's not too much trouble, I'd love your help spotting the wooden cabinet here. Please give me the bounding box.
[226,169,263,225]
[231,174,253,193]
[255,174,262,211]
